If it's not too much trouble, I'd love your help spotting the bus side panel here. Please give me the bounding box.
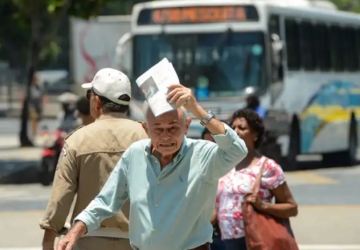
[300,80,360,154]
[273,72,360,156]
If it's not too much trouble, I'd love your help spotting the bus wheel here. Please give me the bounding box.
[343,113,358,165]
[323,113,357,166]
[286,115,300,171]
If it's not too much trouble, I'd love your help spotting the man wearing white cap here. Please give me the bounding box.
[40,68,148,250]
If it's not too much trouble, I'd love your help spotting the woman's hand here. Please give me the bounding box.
[246,194,265,210]
[246,182,298,219]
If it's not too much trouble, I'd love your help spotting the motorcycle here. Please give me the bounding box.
[39,93,79,185]
[39,128,67,185]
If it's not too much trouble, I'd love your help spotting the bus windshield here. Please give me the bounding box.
[133,31,265,99]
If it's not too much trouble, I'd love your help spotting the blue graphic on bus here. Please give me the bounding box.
[301,80,360,153]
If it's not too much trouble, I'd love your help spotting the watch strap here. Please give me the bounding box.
[200,110,215,126]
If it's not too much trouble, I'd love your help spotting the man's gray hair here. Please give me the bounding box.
[145,106,188,125]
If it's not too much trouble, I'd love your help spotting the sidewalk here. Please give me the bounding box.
[2,98,60,118]
[0,94,61,184]
[0,134,42,184]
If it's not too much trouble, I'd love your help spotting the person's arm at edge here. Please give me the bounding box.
[246,160,298,219]
[42,229,57,250]
[188,102,226,135]
[41,143,78,250]
[251,182,298,219]
[56,221,87,250]
[57,153,130,249]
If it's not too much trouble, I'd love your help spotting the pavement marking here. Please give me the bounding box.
[0,248,40,250]
[286,171,337,185]
[299,245,360,250]
[1,246,360,250]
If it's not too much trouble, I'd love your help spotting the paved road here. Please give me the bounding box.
[0,166,359,249]
[0,118,58,135]
[0,118,58,184]
[1,118,360,249]
[287,166,360,246]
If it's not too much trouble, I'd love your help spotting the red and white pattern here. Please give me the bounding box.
[215,156,285,240]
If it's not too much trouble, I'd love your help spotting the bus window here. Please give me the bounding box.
[344,27,358,71]
[269,14,283,82]
[329,25,345,71]
[285,19,300,70]
[300,21,316,70]
[357,29,360,70]
[133,32,266,99]
[314,24,331,71]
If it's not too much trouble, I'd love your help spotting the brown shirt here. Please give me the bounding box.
[39,113,148,234]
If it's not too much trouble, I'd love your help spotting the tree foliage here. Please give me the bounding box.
[0,0,148,147]
[329,0,360,13]
[0,0,148,70]
[5,0,119,146]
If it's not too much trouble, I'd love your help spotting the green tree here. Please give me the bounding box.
[0,0,149,146]
[7,0,114,146]
[328,0,360,13]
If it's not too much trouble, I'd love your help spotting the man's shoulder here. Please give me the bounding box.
[128,138,150,150]
[69,118,143,133]
[65,118,147,150]
[64,123,99,146]
[97,117,145,131]
[121,138,150,160]
[64,125,87,140]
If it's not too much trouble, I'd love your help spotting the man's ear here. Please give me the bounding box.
[94,95,102,111]
[184,116,192,134]
[142,122,149,134]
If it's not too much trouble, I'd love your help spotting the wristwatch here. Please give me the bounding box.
[200,110,215,127]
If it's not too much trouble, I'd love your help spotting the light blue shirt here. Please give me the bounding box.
[75,124,247,250]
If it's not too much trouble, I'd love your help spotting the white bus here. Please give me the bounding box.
[116,0,360,169]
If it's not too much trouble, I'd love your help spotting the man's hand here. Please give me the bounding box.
[167,84,196,111]
[167,84,205,119]
[56,221,86,250]
[167,84,225,135]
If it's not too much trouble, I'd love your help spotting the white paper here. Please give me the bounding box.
[136,58,180,117]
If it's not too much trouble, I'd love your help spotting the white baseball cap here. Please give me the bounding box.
[81,68,131,105]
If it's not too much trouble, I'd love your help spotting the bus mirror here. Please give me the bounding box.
[114,32,132,76]
[270,33,283,82]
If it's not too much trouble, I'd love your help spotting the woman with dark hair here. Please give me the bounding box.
[214,109,298,250]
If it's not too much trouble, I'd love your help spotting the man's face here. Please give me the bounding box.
[145,109,190,158]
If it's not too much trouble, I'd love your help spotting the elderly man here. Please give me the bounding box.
[40,68,148,250]
[57,84,248,250]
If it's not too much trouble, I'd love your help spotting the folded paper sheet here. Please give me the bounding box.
[136,58,180,117]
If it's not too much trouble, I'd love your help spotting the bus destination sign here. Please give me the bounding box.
[137,5,259,25]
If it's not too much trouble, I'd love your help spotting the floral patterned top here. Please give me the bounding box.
[215,156,285,240]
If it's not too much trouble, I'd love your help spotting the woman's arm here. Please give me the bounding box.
[248,182,298,219]
[210,209,217,225]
